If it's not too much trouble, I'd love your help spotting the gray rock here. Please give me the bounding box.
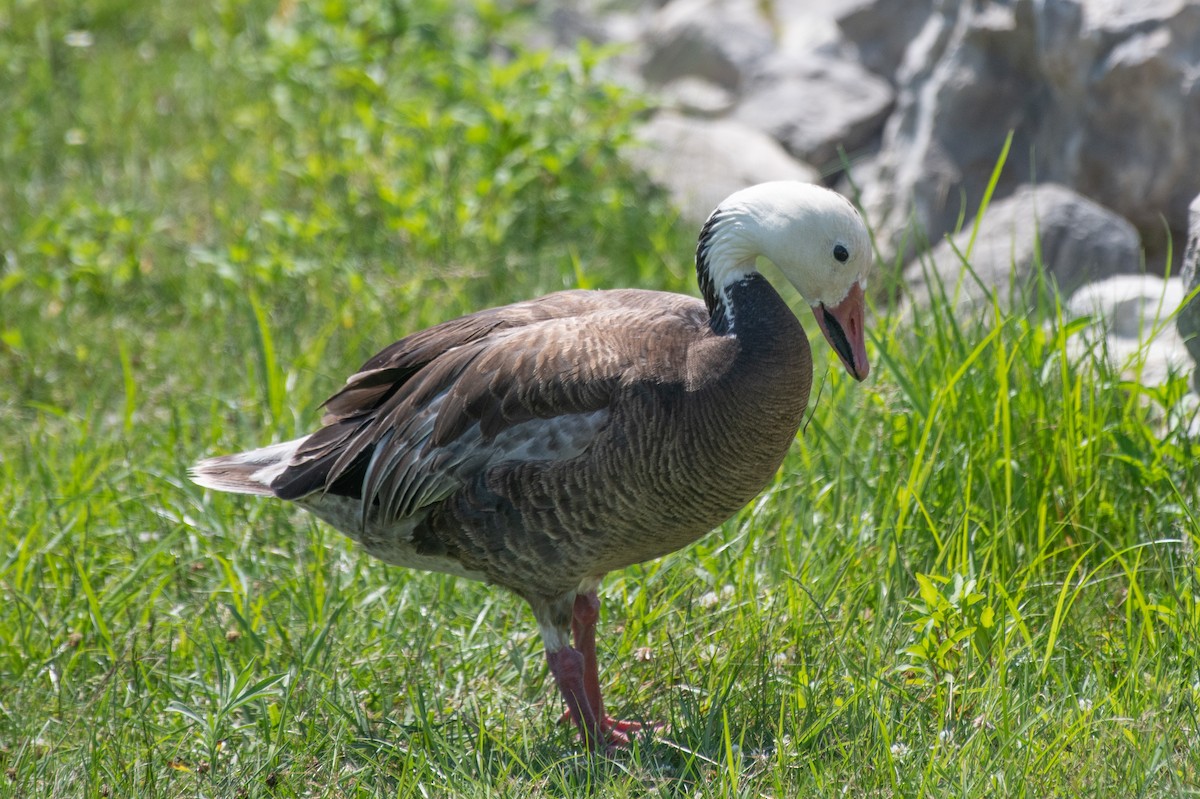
[860,0,1200,268]
[541,0,659,48]
[640,0,776,90]
[625,112,820,226]
[545,6,612,47]
[836,0,936,79]
[733,52,894,170]
[1064,0,1200,260]
[1175,194,1200,390]
[860,1,1043,263]
[905,183,1142,310]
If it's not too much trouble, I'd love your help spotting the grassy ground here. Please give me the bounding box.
[2,1,1199,796]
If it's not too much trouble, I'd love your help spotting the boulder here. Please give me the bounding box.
[859,2,1043,263]
[773,2,859,57]
[905,184,1142,310]
[733,52,894,170]
[1175,193,1200,390]
[1066,274,1190,389]
[640,0,777,90]
[658,76,737,117]
[625,113,820,226]
[1065,0,1200,261]
[835,0,936,80]
[861,0,1200,268]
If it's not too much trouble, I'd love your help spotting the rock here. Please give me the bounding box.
[541,0,660,47]
[773,3,857,57]
[1064,0,1200,262]
[1069,275,1186,340]
[640,0,776,90]
[859,2,1043,262]
[531,3,655,88]
[658,76,737,117]
[733,52,894,170]
[1175,193,1200,390]
[625,112,820,226]
[836,0,936,79]
[1066,274,1191,388]
[545,6,612,48]
[905,184,1142,310]
[585,0,1198,310]
[860,0,1200,267]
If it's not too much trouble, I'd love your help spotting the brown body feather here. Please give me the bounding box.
[266,278,810,606]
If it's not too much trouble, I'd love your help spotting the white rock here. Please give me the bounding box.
[1066,274,1191,388]
[774,4,852,57]
[625,112,820,226]
[658,76,737,117]
[1081,0,1190,33]
[1069,275,1184,339]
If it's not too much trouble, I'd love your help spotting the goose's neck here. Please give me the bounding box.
[695,211,759,334]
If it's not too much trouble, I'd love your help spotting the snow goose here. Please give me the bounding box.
[191,181,872,750]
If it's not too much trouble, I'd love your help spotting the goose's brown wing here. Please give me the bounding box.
[270,289,708,525]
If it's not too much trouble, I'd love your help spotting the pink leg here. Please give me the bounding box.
[571,592,607,722]
[546,645,606,750]
[565,591,665,744]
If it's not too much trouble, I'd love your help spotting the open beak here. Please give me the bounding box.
[813,281,869,381]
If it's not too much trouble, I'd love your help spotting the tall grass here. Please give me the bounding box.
[2,1,1197,797]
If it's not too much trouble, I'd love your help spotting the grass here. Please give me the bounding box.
[2,1,1199,796]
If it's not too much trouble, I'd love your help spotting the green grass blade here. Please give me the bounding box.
[964,129,1014,261]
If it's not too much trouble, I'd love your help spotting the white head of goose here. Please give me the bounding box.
[191,181,872,751]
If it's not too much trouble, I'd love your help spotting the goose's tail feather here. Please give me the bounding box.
[190,438,307,496]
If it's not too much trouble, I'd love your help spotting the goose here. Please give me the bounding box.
[191,181,872,751]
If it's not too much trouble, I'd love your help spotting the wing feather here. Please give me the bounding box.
[270,289,709,526]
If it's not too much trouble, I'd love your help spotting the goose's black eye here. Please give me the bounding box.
[833,244,850,263]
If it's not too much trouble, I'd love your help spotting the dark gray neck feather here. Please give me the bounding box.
[695,211,731,334]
